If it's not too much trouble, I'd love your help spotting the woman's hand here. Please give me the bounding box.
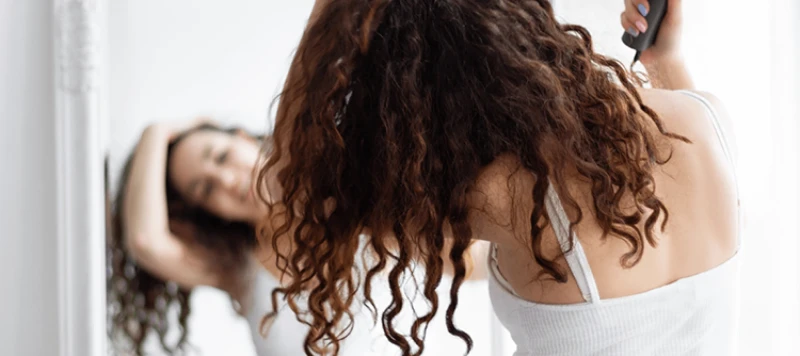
[145,116,216,141]
[620,0,684,66]
[620,0,694,90]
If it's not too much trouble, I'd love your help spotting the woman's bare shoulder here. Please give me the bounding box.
[637,88,737,162]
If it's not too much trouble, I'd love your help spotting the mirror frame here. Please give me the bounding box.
[54,0,107,355]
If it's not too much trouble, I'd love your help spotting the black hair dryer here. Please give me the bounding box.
[621,0,668,62]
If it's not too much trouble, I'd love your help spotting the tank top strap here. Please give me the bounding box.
[545,183,601,303]
[675,90,742,248]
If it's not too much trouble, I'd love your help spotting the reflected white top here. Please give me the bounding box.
[242,251,494,355]
[243,267,391,356]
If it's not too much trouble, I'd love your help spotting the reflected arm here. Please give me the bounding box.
[122,125,222,289]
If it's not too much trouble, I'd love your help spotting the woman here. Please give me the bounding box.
[257,0,739,355]
[108,122,381,355]
[108,121,482,355]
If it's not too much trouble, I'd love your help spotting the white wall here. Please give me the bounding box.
[107,0,316,188]
[0,0,59,355]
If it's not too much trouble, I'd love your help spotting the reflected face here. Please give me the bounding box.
[168,130,262,224]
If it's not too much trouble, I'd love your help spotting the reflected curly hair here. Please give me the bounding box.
[257,0,688,355]
[107,125,257,355]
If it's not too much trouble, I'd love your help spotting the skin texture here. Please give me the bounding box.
[255,0,737,356]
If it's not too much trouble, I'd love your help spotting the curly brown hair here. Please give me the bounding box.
[107,125,258,355]
[256,1,688,355]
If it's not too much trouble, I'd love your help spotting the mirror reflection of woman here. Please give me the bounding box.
[258,0,740,355]
[107,121,375,355]
[108,120,485,355]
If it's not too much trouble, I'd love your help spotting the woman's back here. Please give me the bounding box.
[484,88,739,355]
[487,88,738,305]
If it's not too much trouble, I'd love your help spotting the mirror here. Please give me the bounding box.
[105,1,502,355]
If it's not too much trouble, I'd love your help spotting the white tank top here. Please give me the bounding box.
[243,267,395,355]
[487,91,741,356]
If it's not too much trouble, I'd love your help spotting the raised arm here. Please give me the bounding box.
[122,122,221,289]
[621,0,695,90]
[621,0,736,159]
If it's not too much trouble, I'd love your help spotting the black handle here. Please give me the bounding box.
[621,0,668,53]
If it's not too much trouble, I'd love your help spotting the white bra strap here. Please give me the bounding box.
[676,90,742,248]
[545,183,601,303]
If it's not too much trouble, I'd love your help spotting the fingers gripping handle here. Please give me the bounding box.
[622,0,668,62]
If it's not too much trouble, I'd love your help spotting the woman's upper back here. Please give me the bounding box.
[474,87,738,304]
[477,88,739,354]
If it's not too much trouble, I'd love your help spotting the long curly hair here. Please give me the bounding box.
[256,1,688,355]
[107,125,258,355]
